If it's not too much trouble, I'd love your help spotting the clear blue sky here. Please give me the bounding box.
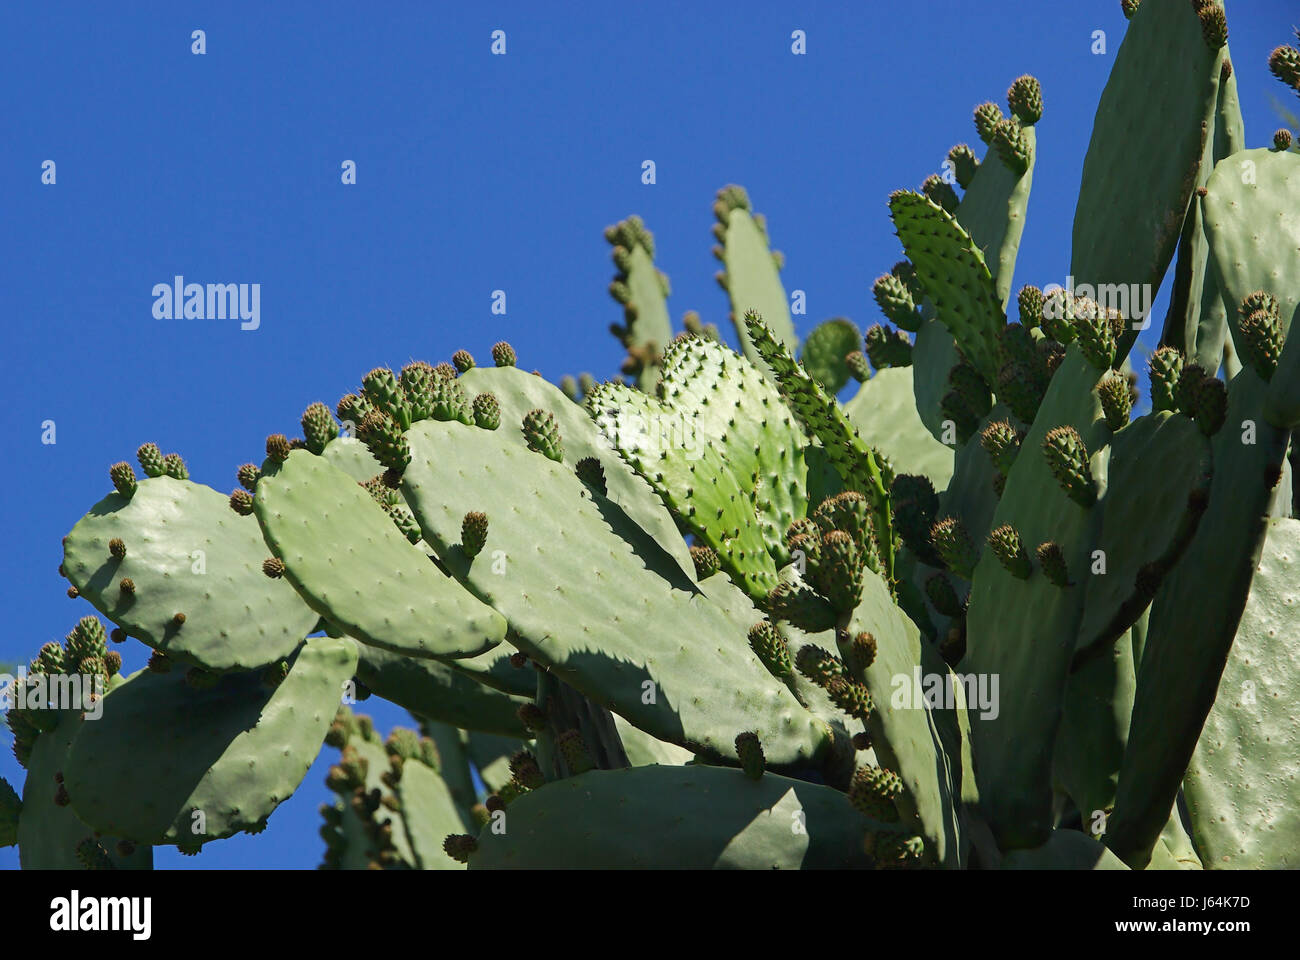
[2,1,1293,869]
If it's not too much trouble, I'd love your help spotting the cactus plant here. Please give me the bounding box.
[6,1,1300,872]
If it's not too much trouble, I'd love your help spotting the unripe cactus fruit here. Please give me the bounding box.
[1175,364,1227,435]
[508,750,545,790]
[1121,0,1140,20]
[472,392,500,430]
[162,453,188,480]
[748,621,793,679]
[301,402,338,455]
[1036,541,1071,587]
[974,101,1004,144]
[517,703,547,735]
[1270,44,1300,90]
[825,676,875,721]
[461,511,489,558]
[891,474,941,565]
[980,419,1022,476]
[987,524,1032,580]
[735,732,765,780]
[1006,74,1043,125]
[1148,345,1184,411]
[136,443,165,478]
[237,462,261,491]
[262,557,285,579]
[266,433,292,464]
[1073,298,1117,370]
[443,834,478,864]
[357,412,410,472]
[924,573,964,618]
[229,489,254,515]
[848,631,877,673]
[845,351,871,383]
[815,530,865,612]
[118,577,136,597]
[849,765,903,821]
[872,272,919,330]
[109,461,137,498]
[1236,291,1284,382]
[1042,425,1097,507]
[794,644,847,688]
[1274,129,1293,151]
[921,174,959,214]
[690,544,720,579]
[930,516,979,579]
[947,143,979,189]
[522,409,564,462]
[1098,371,1134,431]
[452,349,475,373]
[108,537,126,560]
[1196,2,1227,50]
[991,118,1031,175]
[490,341,517,367]
[556,730,595,774]
[864,324,913,369]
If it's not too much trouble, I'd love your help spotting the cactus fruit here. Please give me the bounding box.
[930,516,979,579]
[490,342,516,367]
[1006,75,1043,125]
[735,732,765,780]
[1042,425,1097,507]
[987,524,1032,580]
[1097,371,1133,431]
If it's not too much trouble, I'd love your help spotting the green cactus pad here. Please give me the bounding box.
[16,693,153,869]
[1182,518,1300,868]
[890,191,1006,387]
[254,449,505,660]
[400,418,831,766]
[1201,148,1300,427]
[1158,61,1242,372]
[845,367,954,490]
[657,335,810,566]
[318,436,384,481]
[715,187,797,366]
[744,312,895,583]
[64,636,357,845]
[962,347,1111,850]
[842,566,974,868]
[911,318,965,443]
[1054,628,1139,830]
[456,365,694,580]
[470,765,877,869]
[800,317,862,393]
[396,756,472,870]
[1074,412,1212,658]
[353,644,531,738]
[1071,0,1223,360]
[1107,370,1291,867]
[588,381,779,598]
[605,215,673,391]
[320,716,420,869]
[62,476,319,673]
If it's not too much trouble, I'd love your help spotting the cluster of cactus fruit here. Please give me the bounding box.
[4,1,1300,870]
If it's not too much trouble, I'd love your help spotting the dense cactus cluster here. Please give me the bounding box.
[4,2,1300,870]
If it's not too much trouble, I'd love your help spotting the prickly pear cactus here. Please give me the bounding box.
[6,1,1299,871]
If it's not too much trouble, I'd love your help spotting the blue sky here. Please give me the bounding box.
[2,1,1294,869]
